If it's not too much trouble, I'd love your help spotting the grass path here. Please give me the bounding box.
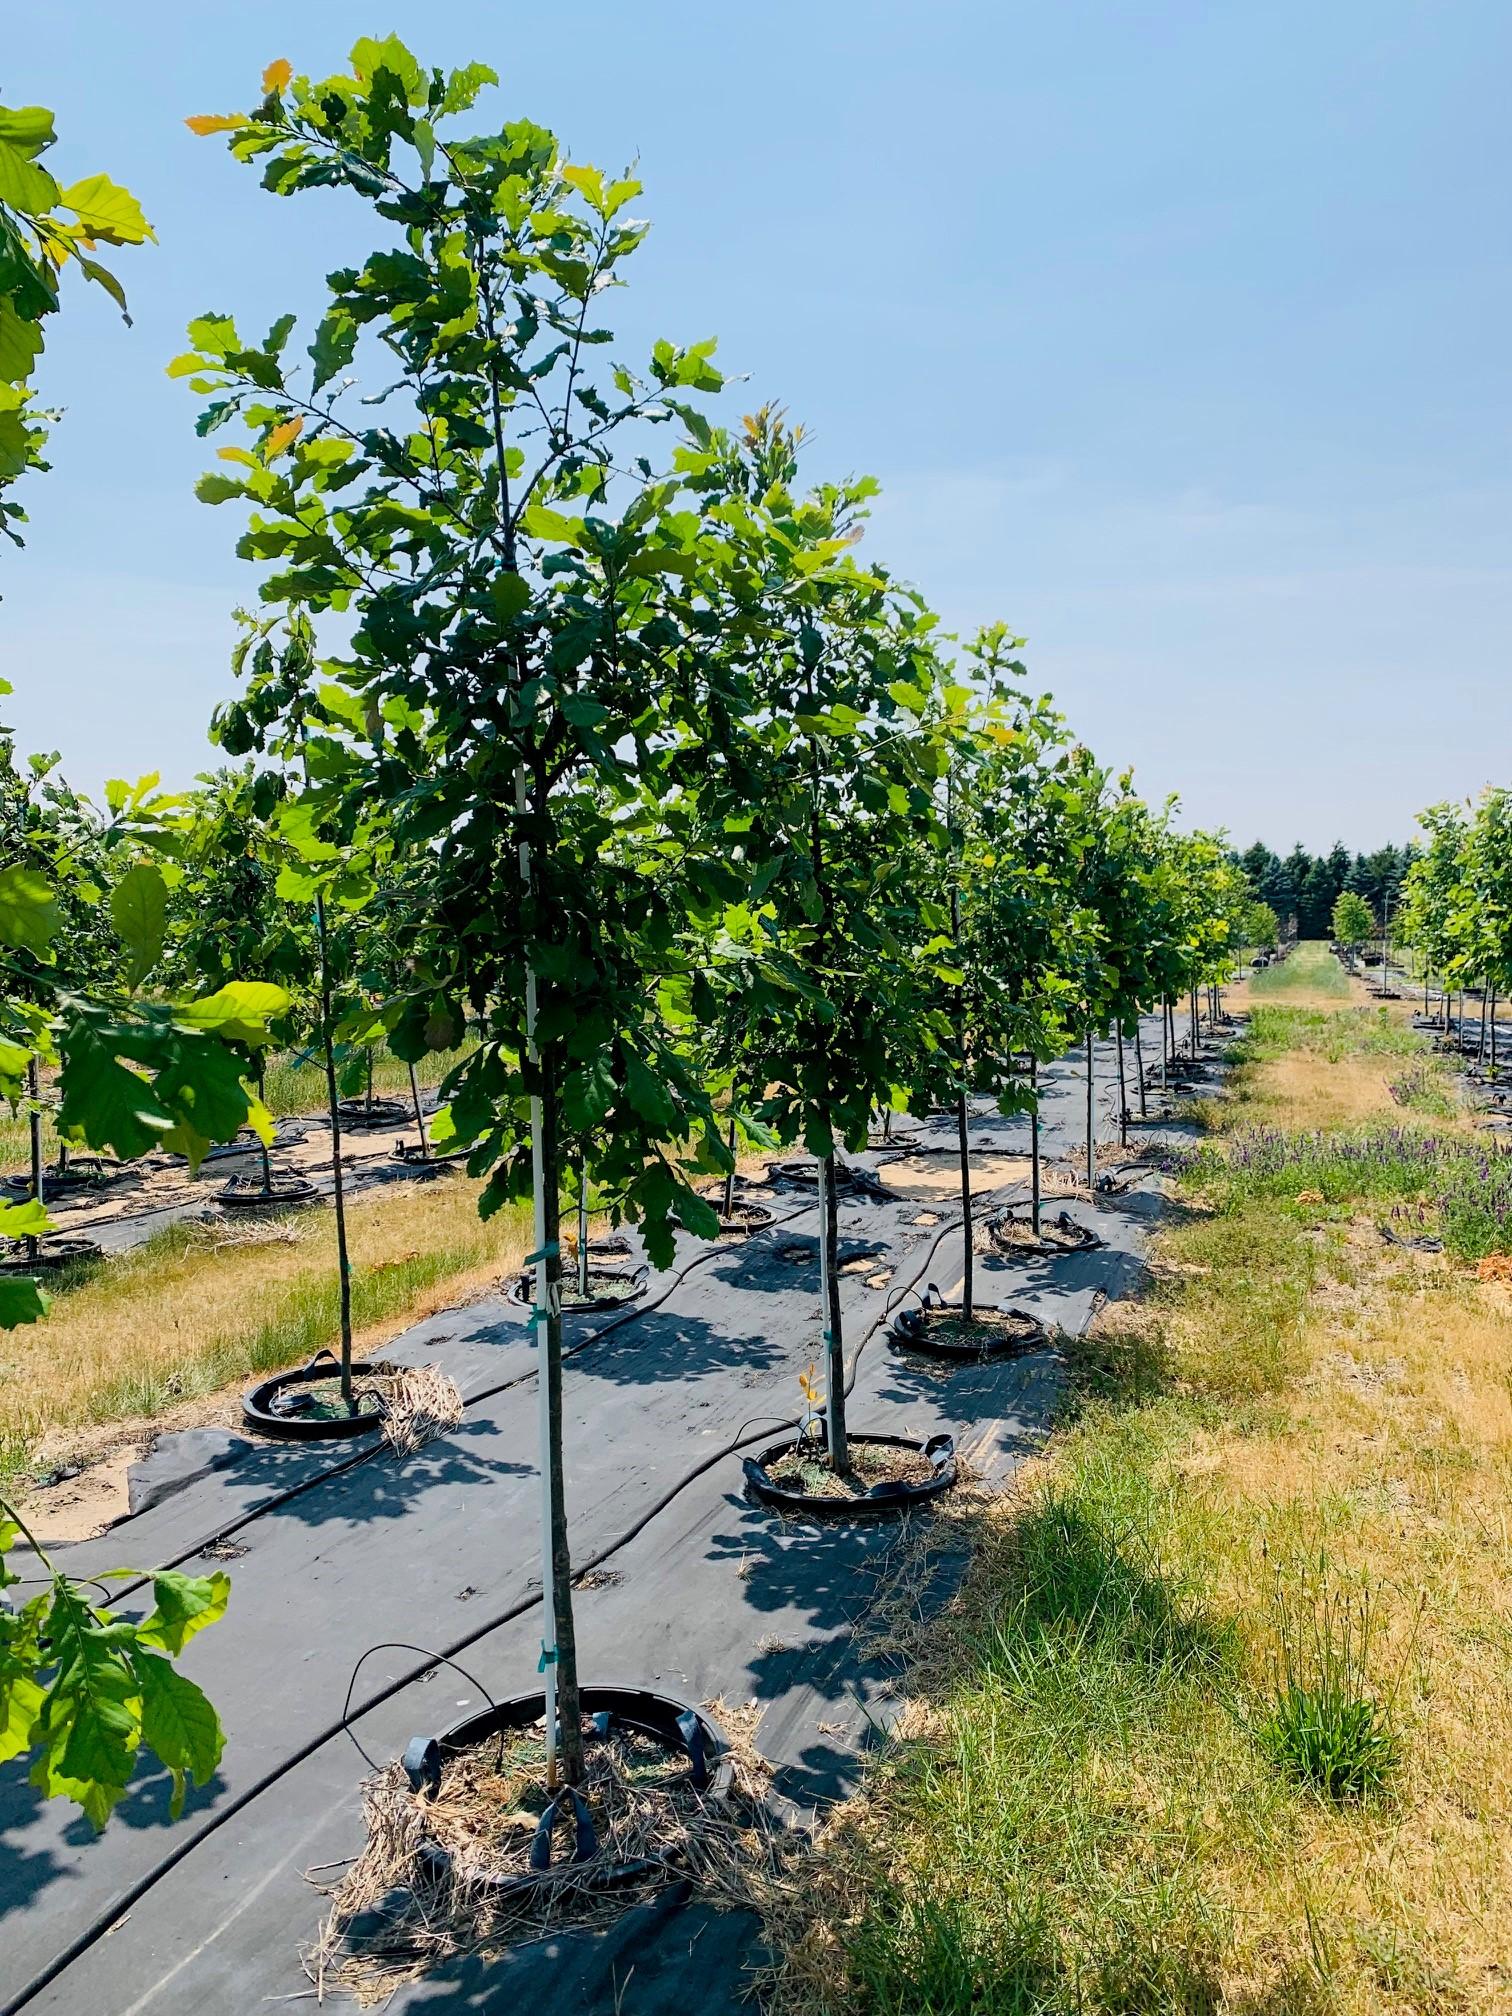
[775,980,1512,2014]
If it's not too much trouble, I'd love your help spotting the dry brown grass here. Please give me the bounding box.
[1163,1258,1512,2008]
[1,1178,532,1494]
[1244,1045,1427,1131]
[309,1695,794,2008]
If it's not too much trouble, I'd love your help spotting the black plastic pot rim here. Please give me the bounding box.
[869,1135,949,1159]
[715,1201,775,1236]
[241,1352,390,1440]
[394,1141,468,1166]
[398,1686,732,1898]
[692,1187,776,1235]
[988,1208,1103,1255]
[743,1427,957,1520]
[767,1160,892,1202]
[217,1173,319,1209]
[2,1156,121,1195]
[0,1234,105,1275]
[336,1097,410,1129]
[887,1289,1047,1360]
[507,1265,650,1315]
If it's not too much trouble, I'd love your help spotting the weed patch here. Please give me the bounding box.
[1254,1563,1406,1803]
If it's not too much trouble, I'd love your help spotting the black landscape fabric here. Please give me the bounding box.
[0,1015,1202,2015]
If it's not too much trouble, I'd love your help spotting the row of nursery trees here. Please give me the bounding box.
[0,43,1250,1807]
[0,96,286,1824]
[1398,789,1512,1061]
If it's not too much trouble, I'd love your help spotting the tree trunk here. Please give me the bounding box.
[1492,989,1499,1076]
[1029,1053,1042,1239]
[1134,1016,1148,1119]
[819,1152,848,1472]
[956,1077,973,1321]
[803,728,849,1474]
[1116,1022,1128,1148]
[538,1047,584,1786]
[1479,989,1488,1064]
[1161,997,1170,1092]
[314,891,353,1408]
[257,1056,273,1193]
[577,1154,589,1297]
[408,1061,429,1162]
[1085,1022,1095,1191]
[722,1117,737,1220]
[1190,985,1199,1059]
[26,1056,43,1264]
[518,763,584,1788]
[948,831,971,1321]
[365,1046,374,1112]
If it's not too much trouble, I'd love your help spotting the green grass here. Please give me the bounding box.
[1237,1004,1425,1066]
[829,1413,1273,2015]
[1246,940,1351,999]
[790,990,1483,2015]
[1255,1565,1404,1804]
[1173,1124,1512,1262]
[1170,1005,1512,1259]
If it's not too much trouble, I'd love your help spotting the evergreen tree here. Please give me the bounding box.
[1325,839,1351,901]
[1300,857,1335,938]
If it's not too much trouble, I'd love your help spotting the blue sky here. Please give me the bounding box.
[4,1,1508,850]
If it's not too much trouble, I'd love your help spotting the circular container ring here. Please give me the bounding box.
[242,1352,390,1440]
[742,1428,956,1520]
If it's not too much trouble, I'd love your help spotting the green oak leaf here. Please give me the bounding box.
[0,863,60,953]
[133,1653,224,1820]
[110,862,168,989]
[0,1274,50,1328]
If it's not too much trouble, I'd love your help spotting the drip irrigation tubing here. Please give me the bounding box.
[35,1076,1109,1588]
[1,1169,1045,2016]
[44,1189,822,1602]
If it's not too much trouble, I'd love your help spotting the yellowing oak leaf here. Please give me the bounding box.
[262,58,293,94]
[185,113,249,137]
[265,416,304,460]
[58,174,153,246]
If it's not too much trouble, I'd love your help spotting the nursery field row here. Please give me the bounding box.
[0,1021,1195,2013]
[1,1004,1192,1512]
[8,35,1512,2016]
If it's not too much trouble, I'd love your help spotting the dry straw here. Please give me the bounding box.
[307,1700,800,2006]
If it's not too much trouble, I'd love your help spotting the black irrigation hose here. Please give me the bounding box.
[340,1644,501,1774]
[69,1191,824,1605]
[3,1168,1037,2016]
